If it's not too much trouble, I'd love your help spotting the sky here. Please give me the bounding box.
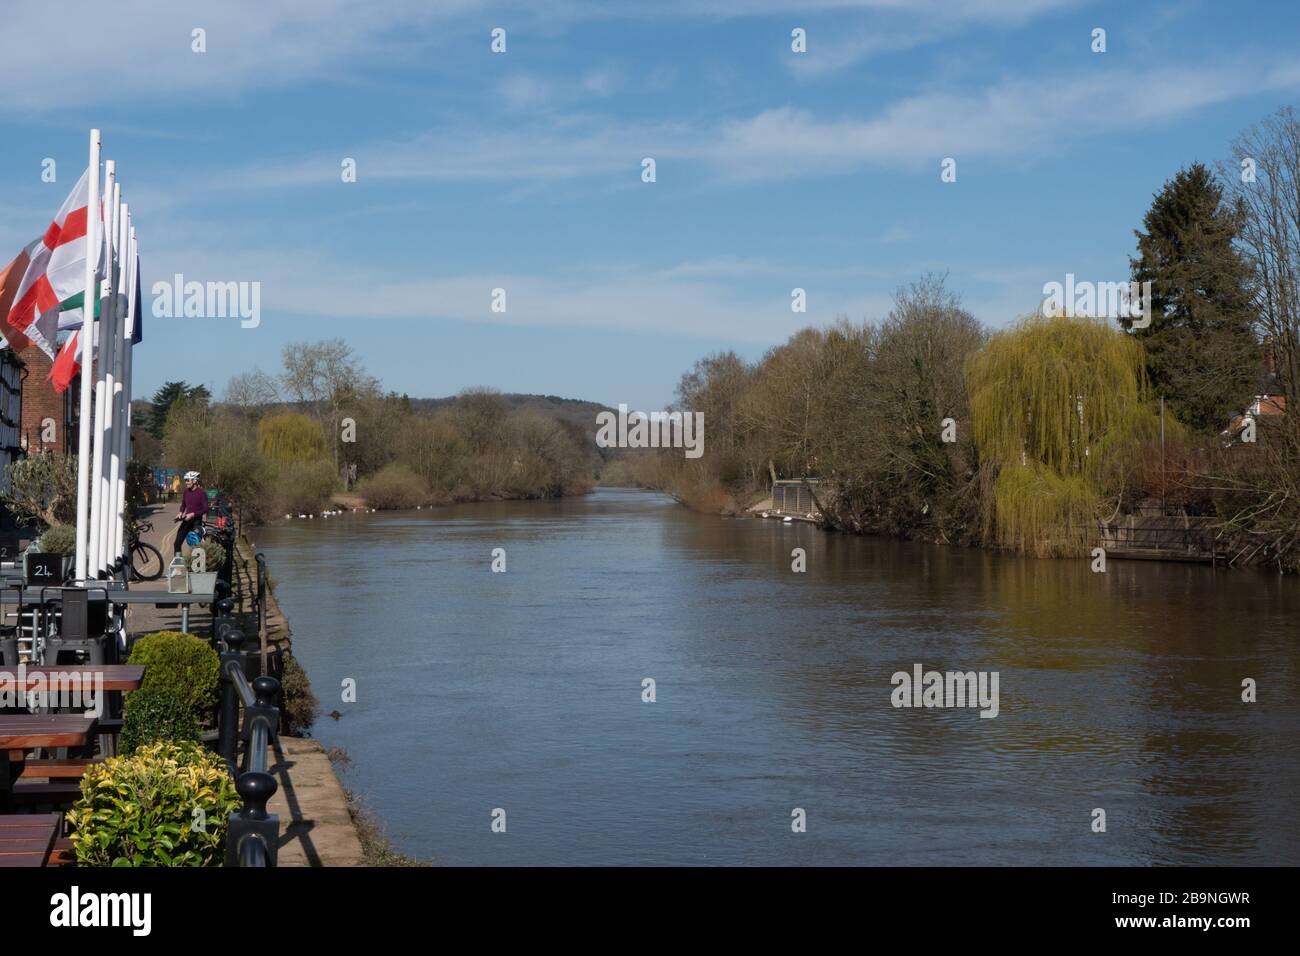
[1,0,1297,411]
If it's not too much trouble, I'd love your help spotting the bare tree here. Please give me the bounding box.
[225,369,280,412]
[280,339,378,472]
[1220,107,1300,439]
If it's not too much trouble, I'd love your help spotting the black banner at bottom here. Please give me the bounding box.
[3,866,1285,942]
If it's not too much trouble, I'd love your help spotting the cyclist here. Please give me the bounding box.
[173,470,210,556]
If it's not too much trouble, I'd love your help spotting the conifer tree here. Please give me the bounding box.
[1127,162,1258,432]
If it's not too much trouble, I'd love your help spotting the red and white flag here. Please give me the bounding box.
[49,327,83,393]
[4,167,101,358]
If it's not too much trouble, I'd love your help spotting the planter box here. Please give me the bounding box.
[189,571,217,594]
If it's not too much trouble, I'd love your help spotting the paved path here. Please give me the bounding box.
[266,738,365,867]
[129,507,365,866]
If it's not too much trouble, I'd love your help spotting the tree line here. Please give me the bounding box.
[146,340,597,522]
[626,107,1300,573]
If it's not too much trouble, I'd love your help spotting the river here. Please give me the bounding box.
[250,487,1300,865]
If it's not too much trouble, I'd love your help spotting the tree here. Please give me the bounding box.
[451,388,510,456]
[224,370,280,413]
[162,402,270,522]
[852,274,987,540]
[1205,107,1300,571]
[257,413,327,464]
[1126,162,1259,432]
[1220,107,1300,443]
[339,392,406,485]
[148,382,209,439]
[739,328,830,478]
[1,452,79,528]
[967,314,1163,556]
[675,351,755,484]
[280,339,377,473]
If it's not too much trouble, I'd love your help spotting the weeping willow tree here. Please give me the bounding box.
[966,314,1164,556]
[257,412,327,465]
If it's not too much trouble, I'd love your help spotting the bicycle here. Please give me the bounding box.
[124,518,165,581]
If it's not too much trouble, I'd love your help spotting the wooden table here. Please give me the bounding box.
[0,665,144,692]
[0,714,98,752]
[0,714,99,810]
[0,813,61,867]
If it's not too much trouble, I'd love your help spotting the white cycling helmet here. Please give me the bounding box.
[184,471,201,481]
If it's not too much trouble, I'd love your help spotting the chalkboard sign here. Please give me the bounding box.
[25,552,63,584]
[0,533,19,563]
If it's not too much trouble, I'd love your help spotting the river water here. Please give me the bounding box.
[251,487,1300,866]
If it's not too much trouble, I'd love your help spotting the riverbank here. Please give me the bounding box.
[117,516,365,865]
[231,530,426,865]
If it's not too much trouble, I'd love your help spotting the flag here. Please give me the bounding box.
[131,263,143,344]
[58,259,139,341]
[5,167,101,358]
[49,328,81,393]
[56,281,103,330]
[48,251,138,392]
[0,251,42,352]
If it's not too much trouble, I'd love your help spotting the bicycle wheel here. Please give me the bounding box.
[131,541,165,581]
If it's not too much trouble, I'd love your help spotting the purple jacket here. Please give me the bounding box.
[180,487,209,519]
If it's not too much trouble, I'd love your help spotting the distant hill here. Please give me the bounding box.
[406,393,614,433]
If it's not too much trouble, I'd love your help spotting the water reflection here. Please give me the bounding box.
[251,488,1300,865]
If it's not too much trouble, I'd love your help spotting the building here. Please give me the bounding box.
[18,347,76,456]
[0,350,22,496]
[1222,340,1288,445]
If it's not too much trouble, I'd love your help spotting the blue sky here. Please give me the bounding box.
[1,0,1297,410]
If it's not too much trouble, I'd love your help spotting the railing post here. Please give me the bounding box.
[240,675,281,775]
[226,770,278,867]
[218,628,246,773]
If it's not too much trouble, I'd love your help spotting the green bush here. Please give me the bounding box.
[67,741,239,867]
[37,523,77,556]
[120,685,201,756]
[272,459,338,515]
[278,649,318,735]
[355,463,427,510]
[2,452,78,528]
[192,539,226,572]
[127,631,220,724]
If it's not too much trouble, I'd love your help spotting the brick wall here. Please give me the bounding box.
[19,349,73,454]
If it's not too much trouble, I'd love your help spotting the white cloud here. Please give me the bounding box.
[779,0,1084,75]
[498,74,554,110]
[140,236,880,344]
[0,0,1081,111]
[581,68,621,97]
[218,57,1300,190]
[0,0,479,111]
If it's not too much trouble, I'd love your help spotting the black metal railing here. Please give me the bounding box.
[1093,517,1216,555]
[216,601,280,867]
[255,552,268,642]
[770,479,822,516]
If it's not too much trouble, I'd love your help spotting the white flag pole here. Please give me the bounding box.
[110,213,135,569]
[119,225,138,564]
[88,163,117,578]
[99,182,123,575]
[105,199,128,572]
[75,131,101,583]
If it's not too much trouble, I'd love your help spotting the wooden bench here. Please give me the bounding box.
[9,781,83,807]
[0,714,99,812]
[48,836,74,866]
[18,758,99,779]
[0,813,61,867]
[18,758,102,779]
